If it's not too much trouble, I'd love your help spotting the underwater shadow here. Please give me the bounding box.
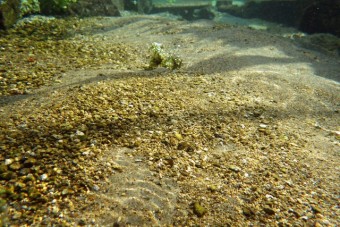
[176,20,340,82]
[185,53,297,75]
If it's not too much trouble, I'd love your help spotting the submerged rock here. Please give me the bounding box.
[193,202,207,217]
[0,0,40,29]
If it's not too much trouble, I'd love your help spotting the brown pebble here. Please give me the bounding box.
[263,206,275,215]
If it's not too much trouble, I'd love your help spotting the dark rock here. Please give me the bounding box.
[177,141,195,153]
[0,0,21,29]
[0,0,40,29]
[311,205,322,214]
[0,171,17,180]
[23,158,36,168]
[78,219,86,226]
[263,206,275,215]
[243,207,255,217]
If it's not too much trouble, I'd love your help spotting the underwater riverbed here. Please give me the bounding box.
[0,15,339,226]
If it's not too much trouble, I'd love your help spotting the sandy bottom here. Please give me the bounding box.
[0,15,339,226]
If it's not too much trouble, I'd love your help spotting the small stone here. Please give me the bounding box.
[40,174,48,181]
[229,165,241,172]
[288,208,301,218]
[311,205,322,214]
[112,165,123,173]
[25,173,35,181]
[193,202,207,217]
[314,222,323,227]
[9,162,21,171]
[62,188,69,195]
[92,184,100,191]
[263,206,275,215]
[321,219,331,225]
[174,132,183,140]
[207,185,218,192]
[177,141,195,152]
[301,215,308,221]
[23,158,36,168]
[0,199,7,212]
[0,171,17,180]
[285,180,293,186]
[28,188,41,199]
[52,206,59,215]
[38,196,48,203]
[0,164,8,174]
[19,168,31,176]
[259,124,267,128]
[14,182,26,190]
[75,130,85,136]
[243,207,255,217]
[52,134,63,140]
[12,212,22,219]
[67,201,75,211]
[82,151,90,156]
[4,159,13,165]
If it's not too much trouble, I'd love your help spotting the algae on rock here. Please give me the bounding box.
[148,42,182,70]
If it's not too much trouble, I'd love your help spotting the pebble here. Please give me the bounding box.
[301,215,308,221]
[24,158,37,168]
[4,159,13,165]
[39,174,48,181]
[26,173,35,181]
[9,162,21,171]
[243,207,255,217]
[52,206,59,215]
[0,171,16,180]
[177,141,195,152]
[288,208,301,218]
[207,185,218,192]
[321,219,331,225]
[174,132,183,140]
[229,165,241,172]
[75,130,85,136]
[193,202,207,217]
[263,206,275,215]
[78,219,86,226]
[311,205,322,214]
[12,212,22,219]
[92,184,100,191]
[62,189,69,195]
[265,194,275,200]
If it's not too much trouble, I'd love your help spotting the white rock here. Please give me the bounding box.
[40,174,48,181]
[75,130,85,136]
[301,216,308,221]
[92,185,100,191]
[4,159,13,165]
